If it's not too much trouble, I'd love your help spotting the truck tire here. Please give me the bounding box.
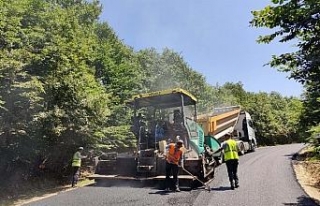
[250,141,256,152]
[214,156,223,165]
[238,143,245,156]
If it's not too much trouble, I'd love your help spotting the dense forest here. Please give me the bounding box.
[0,0,319,195]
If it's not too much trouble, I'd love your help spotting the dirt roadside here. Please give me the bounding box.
[292,147,320,205]
[3,179,95,206]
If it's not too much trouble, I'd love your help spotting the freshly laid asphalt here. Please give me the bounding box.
[25,144,318,206]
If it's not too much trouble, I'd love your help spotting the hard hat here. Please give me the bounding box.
[78,147,84,150]
[174,135,180,142]
[176,140,184,145]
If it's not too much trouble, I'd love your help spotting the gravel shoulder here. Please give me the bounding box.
[292,147,320,205]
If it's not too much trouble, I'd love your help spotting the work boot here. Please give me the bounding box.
[230,182,235,190]
[235,181,239,188]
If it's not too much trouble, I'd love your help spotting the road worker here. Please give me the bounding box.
[71,147,87,187]
[215,133,239,190]
[155,121,165,142]
[164,139,184,192]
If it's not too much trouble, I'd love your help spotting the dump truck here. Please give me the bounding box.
[197,106,257,158]
[89,88,222,189]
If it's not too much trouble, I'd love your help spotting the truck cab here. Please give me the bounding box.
[234,111,257,153]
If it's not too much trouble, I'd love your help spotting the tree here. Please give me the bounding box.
[0,0,112,184]
[247,91,303,145]
[220,82,248,107]
[93,22,142,126]
[250,0,320,132]
[136,48,239,113]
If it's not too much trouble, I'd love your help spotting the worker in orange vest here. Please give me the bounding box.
[164,139,184,192]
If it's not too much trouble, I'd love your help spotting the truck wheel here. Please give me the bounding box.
[238,143,245,156]
[220,154,224,164]
[214,156,223,165]
[250,141,256,152]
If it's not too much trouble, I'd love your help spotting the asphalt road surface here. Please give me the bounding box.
[24,144,318,206]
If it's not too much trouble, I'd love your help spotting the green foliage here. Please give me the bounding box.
[305,144,320,161]
[221,82,248,106]
[101,125,136,150]
[94,22,142,126]
[250,0,320,140]
[136,48,239,113]
[245,92,303,145]
[314,146,320,155]
[0,0,49,179]
[0,0,112,183]
[307,125,320,146]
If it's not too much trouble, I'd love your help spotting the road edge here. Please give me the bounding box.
[291,147,320,205]
[12,179,95,206]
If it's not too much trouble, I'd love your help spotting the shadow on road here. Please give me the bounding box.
[148,190,171,196]
[284,152,298,160]
[90,179,157,188]
[283,195,319,206]
[210,186,232,191]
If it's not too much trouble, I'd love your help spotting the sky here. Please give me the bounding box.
[99,0,303,97]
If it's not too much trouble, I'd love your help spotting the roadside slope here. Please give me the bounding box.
[293,146,320,205]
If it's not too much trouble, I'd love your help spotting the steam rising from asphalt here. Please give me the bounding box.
[141,48,238,114]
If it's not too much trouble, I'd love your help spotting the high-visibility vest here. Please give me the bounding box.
[166,143,182,165]
[72,151,81,167]
[223,139,239,161]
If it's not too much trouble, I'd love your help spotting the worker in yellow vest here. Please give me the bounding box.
[216,133,239,190]
[164,139,184,192]
[71,147,87,187]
